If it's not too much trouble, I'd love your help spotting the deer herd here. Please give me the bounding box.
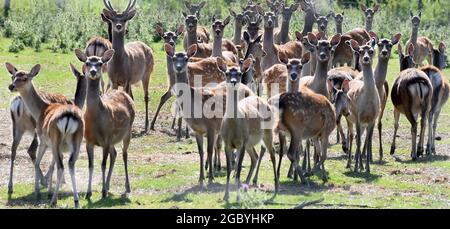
[3,0,448,207]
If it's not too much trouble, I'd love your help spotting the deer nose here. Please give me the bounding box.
[319,53,327,60]
[8,84,15,92]
[381,50,388,56]
[230,78,238,86]
[290,73,298,80]
[363,56,370,62]
[90,70,97,76]
[116,24,123,30]
[169,41,175,46]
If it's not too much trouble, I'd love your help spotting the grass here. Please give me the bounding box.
[0,33,449,209]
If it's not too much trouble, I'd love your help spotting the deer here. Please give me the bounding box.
[245,13,263,41]
[314,13,332,36]
[332,12,344,34]
[406,11,434,66]
[274,2,299,45]
[6,64,87,197]
[6,63,84,208]
[74,48,135,200]
[218,58,278,202]
[242,32,266,96]
[390,43,433,160]
[150,25,188,141]
[230,9,247,46]
[183,0,210,49]
[300,0,316,37]
[102,0,154,132]
[355,33,402,162]
[342,39,380,173]
[419,42,449,155]
[360,3,380,32]
[211,16,238,64]
[332,28,371,68]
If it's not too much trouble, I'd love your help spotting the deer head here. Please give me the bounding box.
[243,32,265,59]
[6,63,41,93]
[102,0,137,34]
[286,53,311,82]
[230,9,247,27]
[245,14,262,38]
[184,1,206,19]
[361,3,380,22]
[75,49,115,80]
[299,0,315,15]
[156,25,185,47]
[332,12,344,25]
[165,44,197,74]
[398,43,416,71]
[433,42,448,69]
[263,12,277,29]
[377,33,402,60]
[307,32,341,62]
[410,10,422,29]
[183,13,199,33]
[212,16,231,38]
[348,38,376,66]
[217,57,252,88]
[280,2,300,21]
[314,13,333,33]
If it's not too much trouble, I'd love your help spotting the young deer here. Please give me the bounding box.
[343,39,381,173]
[356,33,401,162]
[218,59,278,202]
[183,0,210,49]
[6,64,87,197]
[406,11,434,66]
[150,25,187,141]
[7,63,84,208]
[390,43,433,160]
[102,0,154,132]
[274,2,299,45]
[332,12,344,34]
[419,42,449,155]
[75,49,136,199]
[360,3,380,32]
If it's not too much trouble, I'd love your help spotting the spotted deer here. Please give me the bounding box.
[75,49,135,200]
[6,64,87,197]
[360,3,380,32]
[102,0,154,132]
[406,11,434,66]
[390,43,433,160]
[6,63,84,208]
[419,42,449,155]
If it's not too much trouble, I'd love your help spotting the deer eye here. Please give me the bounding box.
[369,50,374,55]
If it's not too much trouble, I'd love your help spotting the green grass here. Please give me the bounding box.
[0,34,449,209]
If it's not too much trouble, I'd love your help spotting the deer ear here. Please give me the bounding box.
[199,1,206,9]
[360,4,367,12]
[391,33,402,45]
[254,34,263,43]
[75,49,87,63]
[439,42,446,53]
[330,34,342,47]
[410,10,414,18]
[165,43,175,57]
[317,31,325,40]
[184,1,191,9]
[368,31,378,42]
[102,49,115,63]
[397,43,403,57]
[100,13,109,22]
[5,62,18,75]
[155,25,165,37]
[241,58,253,73]
[307,32,318,46]
[29,64,41,78]
[342,79,350,93]
[418,10,422,18]
[223,16,231,26]
[349,39,360,52]
[126,9,137,21]
[216,57,227,73]
[373,4,380,13]
[295,31,302,41]
[186,44,198,58]
[326,12,333,19]
[229,9,236,18]
[70,63,82,79]
[278,52,288,65]
[299,2,305,11]
[177,24,185,36]
[243,31,251,43]
[301,52,311,65]
[182,12,188,18]
[342,11,345,16]
[102,9,114,20]
[407,43,415,56]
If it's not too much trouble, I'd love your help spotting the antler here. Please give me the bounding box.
[125,0,137,13]
[103,0,115,12]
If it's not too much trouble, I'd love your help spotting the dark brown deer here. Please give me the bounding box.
[75,49,136,200]
[102,0,154,132]
[7,63,84,208]
[183,0,210,48]
[274,2,299,45]
[300,0,316,37]
[360,3,380,32]
[390,43,433,160]
[406,11,434,66]
[332,12,344,34]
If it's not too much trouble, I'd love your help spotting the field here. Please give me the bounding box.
[0,0,449,209]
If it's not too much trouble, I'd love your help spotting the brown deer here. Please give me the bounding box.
[274,2,299,45]
[299,0,316,37]
[183,0,210,49]
[360,3,380,32]
[75,48,136,200]
[7,63,84,208]
[102,0,154,132]
[242,32,266,95]
[150,25,187,141]
[419,42,449,155]
[332,12,344,34]
[343,39,380,173]
[218,58,278,202]
[332,28,371,68]
[245,13,263,40]
[314,13,332,36]
[211,16,238,63]
[390,43,432,160]
[230,9,247,46]
[6,64,87,197]
[406,11,434,66]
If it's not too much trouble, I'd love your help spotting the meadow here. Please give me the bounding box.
[0,0,449,209]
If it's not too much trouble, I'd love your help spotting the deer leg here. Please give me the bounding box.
[176,117,182,142]
[206,132,216,186]
[49,145,64,207]
[143,76,150,132]
[417,110,428,158]
[431,109,441,155]
[150,90,172,131]
[294,138,306,184]
[263,130,279,198]
[245,147,258,185]
[34,143,47,200]
[67,136,81,208]
[346,121,354,169]
[410,118,418,160]
[365,124,375,173]
[378,100,387,161]
[47,158,55,199]
[236,143,246,203]
[8,126,23,195]
[214,134,222,171]
[277,133,286,180]
[320,135,329,181]
[354,123,363,173]
[224,145,233,201]
[252,146,264,186]
[101,145,110,199]
[123,133,132,195]
[426,110,434,156]
[390,109,400,155]
[105,146,117,193]
[171,110,178,129]
[86,144,94,200]
[195,134,205,187]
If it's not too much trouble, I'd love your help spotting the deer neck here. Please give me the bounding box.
[74,75,87,109]
[187,29,198,47]
[280,18,290,43]
[336,23,342,34]
[287,79,300,92]
[365,20,373,32]
[410,27,418,44]
[312,60,329,88]
[362,62,376,94]
[111,31,126,60]
[233,23,242,45]
[302,12,315,37]
[263,27,279,67]
[174,70,190,94]
[255,57,263,78]
[18,83,48,122]
[263,27,275,50]
[212,35,223,58]
[107,23,113,42]
[166,55,176,86]
[86,78,103,110]
[374,57,389,91]
[225,88,241,118]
